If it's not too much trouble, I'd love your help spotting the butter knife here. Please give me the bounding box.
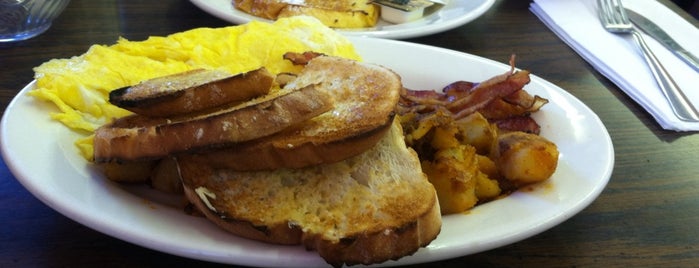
[625,8,699,72]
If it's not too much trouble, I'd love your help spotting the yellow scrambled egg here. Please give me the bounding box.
[30,16,361,161]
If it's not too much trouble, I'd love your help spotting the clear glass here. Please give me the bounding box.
[0,0,70,42]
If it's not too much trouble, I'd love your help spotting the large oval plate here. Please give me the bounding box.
[1,37,613,267]
[189,0,495,39]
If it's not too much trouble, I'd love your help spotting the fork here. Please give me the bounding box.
[597,0,699,122]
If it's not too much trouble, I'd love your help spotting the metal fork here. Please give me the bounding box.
[597,0,699,122]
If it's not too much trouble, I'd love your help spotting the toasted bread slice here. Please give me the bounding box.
[109,68,274,117]
[178,119,441,266]
[93,85,333,162]
[180,56,402,171]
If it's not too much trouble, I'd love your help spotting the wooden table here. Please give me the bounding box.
[1,1,698,267]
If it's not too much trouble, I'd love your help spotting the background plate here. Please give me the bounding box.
[189,0,495,39]
[1,37,613,267]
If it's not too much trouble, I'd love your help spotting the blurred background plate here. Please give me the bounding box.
[189,0,495,39]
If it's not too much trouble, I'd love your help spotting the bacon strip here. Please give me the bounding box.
[479,90,549,120]
[397,55,550,135]
[447,70,531,119]
[494,116,541,134]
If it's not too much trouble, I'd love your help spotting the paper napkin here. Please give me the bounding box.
[531,0,699,131]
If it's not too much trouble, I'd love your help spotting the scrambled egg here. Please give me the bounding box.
[30,16,361,160]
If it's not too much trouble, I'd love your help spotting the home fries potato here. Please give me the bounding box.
[30,16,360,160]
[397,62,559,214]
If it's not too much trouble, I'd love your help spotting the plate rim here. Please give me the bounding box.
[0,37,614,267]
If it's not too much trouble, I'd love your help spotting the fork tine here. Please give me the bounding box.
[597,0,613,26]
[608,0,622,25]
[611,0,630,25]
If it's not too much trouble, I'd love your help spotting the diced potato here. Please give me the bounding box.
[475,172,501,201]
[475,154,500,181]
[422,145,478,214]
[492,131,559,185]
[409,116,437,142]
[455,112,497,155]
[430,125,460,150]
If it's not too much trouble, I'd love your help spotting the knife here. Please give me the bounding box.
[625,8,699,72]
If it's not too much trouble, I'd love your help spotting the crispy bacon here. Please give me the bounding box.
[447,70,531,119]
[399,59,534,119]
[494,116,541,134]
[282,51,326,65]
[478,90,549,120]
[397,55,549,134]
[443,81,478,102]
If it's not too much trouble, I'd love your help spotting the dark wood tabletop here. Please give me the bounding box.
[2,1,698,267]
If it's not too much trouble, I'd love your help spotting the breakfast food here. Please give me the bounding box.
[98,54,439,266]
[397,57,559,214]
[109,68,275,117]
[181,55,402,170]
[29,15,561,266]
[373,0,436,24]
[93,83,334,162]
[179,119,440,266]
[29,16,360,160]
[233,0,380,28]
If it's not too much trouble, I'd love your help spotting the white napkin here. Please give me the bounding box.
[530,0,699,131]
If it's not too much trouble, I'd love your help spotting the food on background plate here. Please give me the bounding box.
[233,0,380,28]
[232,0,445,27]
[373,0,436,24]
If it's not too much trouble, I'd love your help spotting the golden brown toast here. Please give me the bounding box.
[93,85,333,162]
[180,55,402,171]
[178,119,441,266]
[109,68,274,117]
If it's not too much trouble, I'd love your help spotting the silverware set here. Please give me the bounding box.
[597,0,699,122]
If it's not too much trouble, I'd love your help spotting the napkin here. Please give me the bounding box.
[530,0,699,131]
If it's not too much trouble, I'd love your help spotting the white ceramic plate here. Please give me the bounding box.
[189,0,495,39]
[1,37,614,267]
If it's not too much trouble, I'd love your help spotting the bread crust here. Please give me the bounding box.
[182,56,402,171]
[93,85,333,162]
[304,194,440,267]
[109,68,274,117]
